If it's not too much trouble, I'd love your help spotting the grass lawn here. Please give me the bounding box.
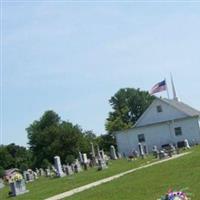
[0,156,154,200]
[66,146,200,200]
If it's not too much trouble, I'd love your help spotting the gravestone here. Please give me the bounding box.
[143,143,148,154]
[132,149,139,158]
[74,159,82,173]
[97,158,107,171]
[152,145,159,158]
[97,145,101,159]
[99,150,106,160]
[9,179,29,196]
[138,143,145,159]
[110,145,118,160]
[90,142,97,166]
[54,156,65,177]
[82,153,89,170]
[117,152,122,159]
[45,168,51,177]
[158,150,168,159]
[64,165,74,175]
[23,170,34,182]
[91,142,95,157]
[184,139,190,149]
[79,152,84,163]
[0,179,4,189]
[39,168,45,176]
[33,171,38,180]
[35,168,39,176]
[82,153,88,163]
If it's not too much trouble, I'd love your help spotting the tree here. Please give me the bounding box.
[0,166,4,178]
[97,134,116,152]
[106,88,154,133]
[27,110,96,168]
[0,144,32,170]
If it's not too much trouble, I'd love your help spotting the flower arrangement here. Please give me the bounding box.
[158,189,191,200]
[11,173,23,183]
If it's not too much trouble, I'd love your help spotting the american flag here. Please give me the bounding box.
[150,80,167,95]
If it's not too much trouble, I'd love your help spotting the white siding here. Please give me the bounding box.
[116,117,200,156]
[136,99,187,127]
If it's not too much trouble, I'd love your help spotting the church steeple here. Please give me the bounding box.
[170,73,179,101]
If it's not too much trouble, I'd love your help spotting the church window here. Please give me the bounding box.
[156,105,162,113]
[174,127,182,136]
[138,134,145,143]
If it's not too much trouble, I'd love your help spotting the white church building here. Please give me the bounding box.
[115,97,200,156]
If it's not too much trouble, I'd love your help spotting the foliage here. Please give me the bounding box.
[27,111,98,168]
[106,88,154,133]
[65,155,75,165]
[41,159,51,169]
[0,166,5,178]
[0,154,154,200]
[97,134,116,152]
[0,143,32,170]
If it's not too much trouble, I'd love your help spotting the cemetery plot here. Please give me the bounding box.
[0,156,155,200]
[64,147,200,200]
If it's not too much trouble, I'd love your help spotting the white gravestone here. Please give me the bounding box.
[74,159,82,173]
[9,179,29,196]
[110,145,118,160]
[54,156,65,177]
[0,179,4,189]
[82,153,88,164]
[184,139,190,149]
[79,152,84,163]
[65,165,74,175]
[138,143,145,158]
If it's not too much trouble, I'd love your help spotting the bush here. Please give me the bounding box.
[65,155,75,165]
[0,166,5,178]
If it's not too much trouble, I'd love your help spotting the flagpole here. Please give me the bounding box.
[165,78,170,99]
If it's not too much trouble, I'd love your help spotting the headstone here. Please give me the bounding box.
[54,156,65,177]
[184,139,190,149]
[82,153,89,170]
[79,152,84,163]
[45,168,51,177]
[74,159,82,173]
[35,168,40,176]
[138,143,145,159]
[97,158,107,171]
[152,145,159,158]
[39,168,45,176]
[82,153,88,164]
[90,142,95,158]
[90,142,97,166]
[9,173,29,196]
[143,143,148,154]
[117,152,122,159]
[110,145,118,160]
[23,170,34,182]
[33,172,38,180]
[158,150,168,159]
[132,149,139,158]
[0,179,4,189]
[97,145,101,159]
[64,165,74,175]
[99,150,106,160]
[168,144,176,157]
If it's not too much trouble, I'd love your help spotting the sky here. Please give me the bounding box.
[1,0,200,147]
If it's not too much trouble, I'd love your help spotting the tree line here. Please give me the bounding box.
[0,88,153,175]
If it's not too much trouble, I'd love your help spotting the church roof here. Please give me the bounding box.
[135,97,200,127]
[162,98,200,117]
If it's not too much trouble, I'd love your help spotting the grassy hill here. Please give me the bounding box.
[1,146,199,200]
[0,156,154,200]
[66,146,200,200]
